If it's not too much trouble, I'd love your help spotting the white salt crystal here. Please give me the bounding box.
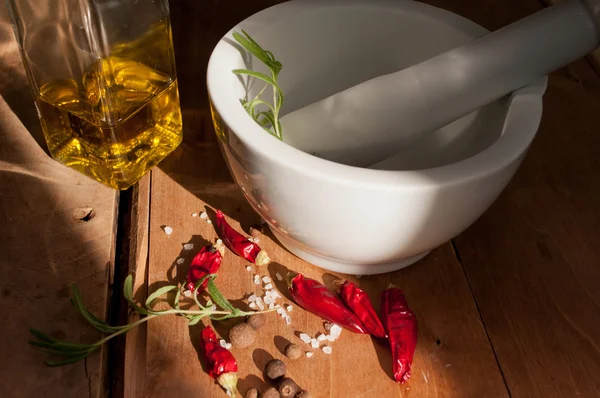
[330,324,342,338]
[299,333,312,344]
[246,266,253,271]
[268,303,275,309]
[310,338,319,349]
[248,294,258,302]
[255,297,263,304]
[207,220,212,224]
[264,297,274,305]
[305,352,314,358]
[264,283,273,290]
[163,226,173,235]
[257,302,265,310]
[326,335,336,342]
[316,333,327,342]
[249,302,257,309]
[176,257,185,265]
[216,239,223,245]
[183,243,194,250]
[254,238,260,243]
[322,346,333,355]
[219,339,227,348]
[271,291,281,299]
[254,275,261,285]
[274,304,282,309]
[277,308,286,315]
[284,315,291,325]
[183,290,192,298]
[276,273,283,281]
[225,343,232,350]
[262,276,271,283]
[191,213,198,217]
[200,212,208,219]
[286,305,293,312]
[211,305,217,311]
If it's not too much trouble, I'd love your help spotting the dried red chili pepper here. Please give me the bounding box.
[335,280,387,339]
[215,210,271,266]
[381,287,418,383]
[201,326,238,396]
[186,244,224,293]
[287,272,368,334]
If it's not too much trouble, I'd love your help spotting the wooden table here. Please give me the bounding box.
[1,0,599,397]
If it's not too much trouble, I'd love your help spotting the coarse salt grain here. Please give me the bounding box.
[271,291,281,299]
[326,335,336,342]
[246,266,253,271]
[264,297,274,305]
[225,343,232,350]
[248,294,258,302]
[276,273,283,281]
[163,226,173,235]
[207,220,212,224]
[299,333,312,344]
[216,239,223,245]
[284,315,291,325]
[316,333,327,342]
[262,276,271,283]
[286,305,293,312]
[310,339,320,349]
[264,283,273,290]
[191,213,198,217]
[322,346,333,355]
[211,305,217,311]
[257,302,265,310]
[254,275,261,285]
[274,304,282,309]
[277,308,286,315]
[183,243,194,250]
[219,339,227,348]
[255,297,263,304]
[330,324,342,338]
[183,290,192,298]
[176,258,185,264]
[249,302,257,309]
[305,352,314,358]
[268,303,275,309]
[200,212,207,219]
[254,238,260,243]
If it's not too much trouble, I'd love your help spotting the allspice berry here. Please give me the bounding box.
[265,359,286,380]
[229,323,256,348]
[246,313,266,330]
[259,387,280,398]
[284,343,302,360]
[295,391,312,398]
[245,387,259,398]
[278,378,300,398]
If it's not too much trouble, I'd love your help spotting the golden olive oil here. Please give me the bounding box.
[35,56,182,189]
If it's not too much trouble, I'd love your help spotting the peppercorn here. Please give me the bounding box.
[278,378,299,398]
[229,323,256,348]
[246,313,266,330]
[245,387,259,398]
[265,359,286,380]
[295,391,312,398]
[259,387,281,398]
[284,343,302,360]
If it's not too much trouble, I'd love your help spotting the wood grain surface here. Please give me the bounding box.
[131,0,600,397]
[0,5,118,396]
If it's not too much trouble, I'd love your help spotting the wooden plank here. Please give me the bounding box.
[0,35,118,398]
[122,174,152,398]
[453,57,600,398]
[143,165,507,398]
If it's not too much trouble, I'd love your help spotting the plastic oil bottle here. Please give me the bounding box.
[6,0,183,189]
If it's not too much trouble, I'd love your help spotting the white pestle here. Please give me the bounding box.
[279,0,600,168]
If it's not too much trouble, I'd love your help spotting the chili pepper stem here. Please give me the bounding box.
[217,372,238,396]
[255,250,271,266]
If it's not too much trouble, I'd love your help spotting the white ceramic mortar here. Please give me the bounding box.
[207,0,547,274]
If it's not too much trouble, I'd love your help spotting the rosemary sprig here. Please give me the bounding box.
[232,30,284,140]
[29,274,273,366]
